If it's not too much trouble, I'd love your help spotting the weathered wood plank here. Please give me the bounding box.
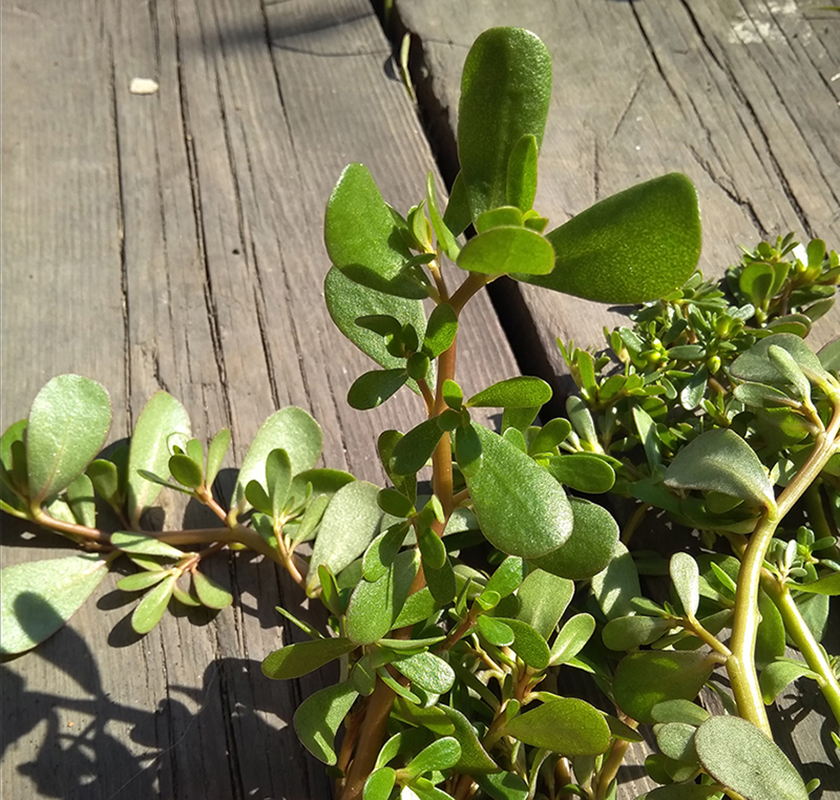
[1,0,519,798]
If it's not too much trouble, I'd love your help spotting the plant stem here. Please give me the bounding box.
[727,400,840,734]
[763,575,840,726]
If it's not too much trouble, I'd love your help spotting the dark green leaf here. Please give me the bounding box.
[528,418,572,455]
[545,453,615,494]
[731,333,831,389]
[477,614,514,646]
[664,428,775,511]
[680,364,708,411]
[245,480,271,515]
[405,737,462,777]
[363,523,410,582]
[517,569,574,640]
[389,418,445,476]
[205,428,231,487]
[117,570,171,592]
[439,705,498,774]
[591,542,640,619]
[346,550,418,644]
[232,407,322,514]
[126,391,191,525]
[613,651,717,724]
[424,555,457,605]
[348,369,409,410]
[484,556,527,599]
[602,615,674,651]
[507,134,538,212]
[192,570,233,609]
[289,468,356,509]
[818,336,840,374]
[86,458,121,508]
[760,658,820,703]
[0,554,109,654]
[514,174,701,303]
[465,424,573,558]
[454,422,483,479]
[325,267,429,390]
[532,497,619,580]
[655,722,698,763]
[393,651,455,694]
[66,473,96,528]
[424,303,458,358]
[494,618,550,669]
[294,681,359,765]
[265,448,292,520]
[262,637,357,679]
[505,697,610,755]
[325,163,426,298]
[131,574,175,634]
[651,699,710,726]
[695,715,809,800]
[307,481,382,595]
[458,27,551,220]
[111,531,185,559]
[734,383,797,408]
[476,772,529,800]
[426,173,460,261]
[26,375,112,504]
[377,489,414,519]
[169,453,203,489]
[467,377,552,409]
[418,527,447,571]
[548,613,596,665]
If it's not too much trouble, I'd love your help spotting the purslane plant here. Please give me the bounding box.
[2,26,839,800]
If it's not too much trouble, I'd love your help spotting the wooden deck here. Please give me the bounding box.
[1,0,838,798]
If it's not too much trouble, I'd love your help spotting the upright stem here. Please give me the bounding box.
[727,400,840,733]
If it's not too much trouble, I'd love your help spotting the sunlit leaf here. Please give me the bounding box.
[507,134,538,212]
[26,375,112,504]
[514,174,701,303]
[262,637,357,680]
[0,554,109,654]
[467,377,552,409]
[192,570,233,610]
[111,531,185,559]
[393,651,455,694]
[131,574,176,634]
[294,681,359,765]
[505,697,610,755]
[457,226,554,276]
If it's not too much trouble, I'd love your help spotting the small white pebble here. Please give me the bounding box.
[830,72,840,82]
[635,145,641,150]
[130,78,159,95]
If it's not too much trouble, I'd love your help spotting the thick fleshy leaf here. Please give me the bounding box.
[205,428,231,488]
[131,574,175,634]
[306,481,382,595]
[192,570,233,609]
[731,333,831,388]
[0,554,109,654]
[426,174,460,262]
[484,556,527,599]
[454,422,483,478]
[476,206,524,233]
[476,772,529,800]
[66,473,96,528]
[458,28,551,221]
[116,570,170,592]
[651,699,711,726]
[467,377,552,409]
[232,407,322,514]
[346,550,418,644]
[613,651,717,724]
[760,658,820,703]
[549,613,596,666]
[507,134,538,211]
[670,552,700,618]
[389,418,446,476]
[324,267,429,390]
[788,572,840,595]
[513,173,701,303]
[645,786,721,800]
[423,303,458,358]
[494,618,550,669]
[111,531,185,559]
[477,614,515,646]
[439,706,499,774]
[664,428,776,511]
[590,542,640,620]
[364,523,411,582]
[393,651,455,694]
[325,163,426,298]
[695,715,809,800]
[127,391,191,525]
[262,637,357,680]
[348,369,409,410]
[457,226,554,276]
[528,418,572,456]
[169,453,202,489]
[818,336,840,374]
[545,454,615,494]
[264,448,292,520]
[405,737,462,777]
[364,767,397,800]
[505,697,610,755]
[465,424,573,558]
[516,569,573,639]
[294,681,359,765]
[531,497,619,580]
[602,615,674,651]
[26,375,112,504]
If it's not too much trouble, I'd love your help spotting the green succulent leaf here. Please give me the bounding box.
[325,163,426,298]
[423,303,459,359]
[454,422,483,478]
[507,133,538,211]
[516,569,574,640]
[347,369,409,411]
[549,613,596,666]
[458,27,552,221]
[545,454,615,494]
[531,497,619,580]
[116,570,171,592]
[505,697,611,755]
[262,636,357,680]
[205,428,231,488]
[426,174,460,262]
[364,767,396,800]
[787,572,840,595]
[665,428,776,511]
[405,737,462,777]
[731,333,831,389]
[467,377,552,409]
[294,681,359,765]
[389,418,446,476]
[457,225,554,276]
[590,542,640,620]
[131,573,176,634]
[192,570,233,610]
[393,651,455,694]
[26,375,112,504]
[477,614,515,647]
[66,473,96,528]
[494,617,550,669]
[465,424,573,558]
[651,699,711,726]
[307,481,382,595]
[0,554,110,654]
[168,453,203,489]
[695,715,809,800]
[476,772,530,800]
[602,615,674,651]
[232,407,322,515]
[126,391,191,526]
[760,658,821,704]
[513,173,701,303]
[670,552,700,618]
[475,206,525,234]
[613,651,717,724]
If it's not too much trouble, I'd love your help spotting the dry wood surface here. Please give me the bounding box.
[2,0,839,798]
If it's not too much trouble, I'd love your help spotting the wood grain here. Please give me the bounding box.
[1,0,518,798]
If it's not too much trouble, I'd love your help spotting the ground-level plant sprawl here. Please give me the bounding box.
[3,27,839,800]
